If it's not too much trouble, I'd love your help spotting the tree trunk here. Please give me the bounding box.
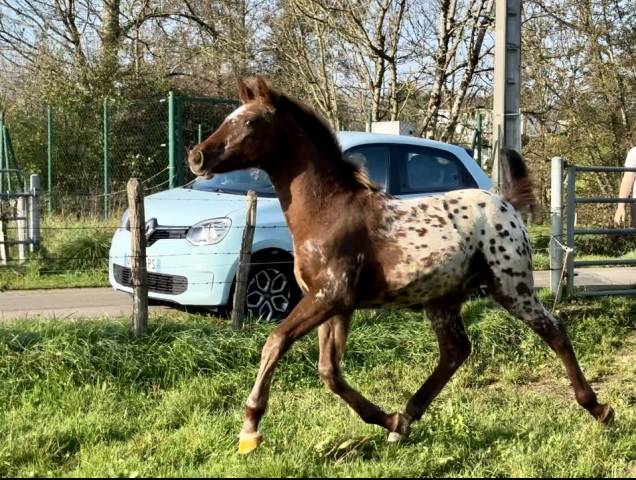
[420,0,454,137]
[441,0,493,142]
[101,0,122,81]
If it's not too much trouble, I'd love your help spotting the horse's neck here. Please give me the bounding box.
[268,144,356,244]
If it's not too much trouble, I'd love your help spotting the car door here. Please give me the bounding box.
[389,144,478,199]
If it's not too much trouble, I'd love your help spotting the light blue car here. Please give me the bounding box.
[108,131,492,321]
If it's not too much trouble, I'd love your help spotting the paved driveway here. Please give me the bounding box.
[1,268,634,321]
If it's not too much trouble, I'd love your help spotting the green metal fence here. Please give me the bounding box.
[0,112,25,193]
[167,94,240,189]
[471,112,484,168]
[4,93,240,219]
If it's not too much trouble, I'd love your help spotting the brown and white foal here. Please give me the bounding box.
[187,76,613,454]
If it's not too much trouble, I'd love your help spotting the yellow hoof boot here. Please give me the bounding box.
[238,431,263,454]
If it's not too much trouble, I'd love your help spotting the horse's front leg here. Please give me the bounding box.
[239,294,336,454]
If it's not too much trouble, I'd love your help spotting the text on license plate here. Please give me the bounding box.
[124,255,161,273]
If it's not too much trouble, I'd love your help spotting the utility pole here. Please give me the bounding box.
[492,0,522,190]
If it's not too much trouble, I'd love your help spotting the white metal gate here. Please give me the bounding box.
[550,157,636,298]
[0,174,40,264]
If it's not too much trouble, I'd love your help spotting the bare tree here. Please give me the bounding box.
[291,0,410,122]
[409,0,494,140]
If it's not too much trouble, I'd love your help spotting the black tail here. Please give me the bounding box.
[499,147,536,211]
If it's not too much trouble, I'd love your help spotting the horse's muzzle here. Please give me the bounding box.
[187,148,214,178]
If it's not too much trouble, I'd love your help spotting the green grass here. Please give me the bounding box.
[0,214,115,290]
[0,294,634,477]
[0,267,108,290]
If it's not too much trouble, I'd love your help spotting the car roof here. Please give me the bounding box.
[335,131,465,153]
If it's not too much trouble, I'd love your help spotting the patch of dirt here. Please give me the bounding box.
[521,333,636,399]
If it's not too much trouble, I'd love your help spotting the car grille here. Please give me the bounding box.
[113,264,188,295]
[147,229,188,246]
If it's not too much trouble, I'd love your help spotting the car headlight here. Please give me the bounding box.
[119,210,130,230]
[186,217,232,246]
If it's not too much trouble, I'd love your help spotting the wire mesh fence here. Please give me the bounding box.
[48,102,103,215]
[107,96,169,215]
[2,93,240,220]
[175,96,240,187]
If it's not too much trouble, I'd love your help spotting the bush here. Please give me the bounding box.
[574,235,636,257]
[49,230,111,272]
[37,214,116,273]
[527,225,550,251]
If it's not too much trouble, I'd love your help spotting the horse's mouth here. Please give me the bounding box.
[189,165,214,179]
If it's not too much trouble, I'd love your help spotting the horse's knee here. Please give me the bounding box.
[262,331,287,359]
[318,364,344,394]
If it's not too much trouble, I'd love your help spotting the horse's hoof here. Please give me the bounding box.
[238,431,263,454]
[388,412,411,442]
[598,404,615,425]
[387,431,407,443]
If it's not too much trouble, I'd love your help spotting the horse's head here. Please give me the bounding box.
[188,76,278,178]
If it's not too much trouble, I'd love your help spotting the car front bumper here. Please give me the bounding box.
[108,228,239,307]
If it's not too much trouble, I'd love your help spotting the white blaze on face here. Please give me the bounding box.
[226,104,250,124]
[224,104,252,148]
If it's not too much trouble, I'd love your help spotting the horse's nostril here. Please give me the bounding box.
[188,149,204,169]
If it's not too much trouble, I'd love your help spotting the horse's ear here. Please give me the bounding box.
[237,78,254,104]
[254,75,273,105]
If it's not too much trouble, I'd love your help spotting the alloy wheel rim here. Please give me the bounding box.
[245,268,291,321]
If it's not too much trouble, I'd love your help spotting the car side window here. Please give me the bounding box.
[393,146,477,194]
[344,145,389,190]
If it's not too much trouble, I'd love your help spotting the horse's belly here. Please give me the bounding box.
[358,247,468,309]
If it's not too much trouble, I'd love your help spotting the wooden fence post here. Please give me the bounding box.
[29,174,40,253]
[232,191,257,329]
[0,213,8,265]
[127,178,148,336]
[16,194,27,264]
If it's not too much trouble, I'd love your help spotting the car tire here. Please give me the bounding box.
[242,262,300,323]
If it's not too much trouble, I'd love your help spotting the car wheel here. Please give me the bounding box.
[244,264,298,322]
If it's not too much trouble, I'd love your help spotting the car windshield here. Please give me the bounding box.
[186,168,276,197]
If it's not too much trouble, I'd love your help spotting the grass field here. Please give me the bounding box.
[0,293,634,477]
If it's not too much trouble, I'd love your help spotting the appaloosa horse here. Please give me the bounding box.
[187,76,613,454]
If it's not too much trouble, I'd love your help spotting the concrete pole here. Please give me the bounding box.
[549,157,563,294]
[492,0,522,190]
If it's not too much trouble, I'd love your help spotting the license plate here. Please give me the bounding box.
[124,254,161,273]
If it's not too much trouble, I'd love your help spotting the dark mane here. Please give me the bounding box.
[274,90,381,192]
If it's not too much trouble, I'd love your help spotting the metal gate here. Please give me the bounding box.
[550,157,636,298]
[0,174,40,265]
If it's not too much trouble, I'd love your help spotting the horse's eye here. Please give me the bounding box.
[245,119,253,126]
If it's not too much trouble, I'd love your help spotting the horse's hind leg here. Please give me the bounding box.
[393,304,472,441]
[493,286,613,423]
[318,314,403,434]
